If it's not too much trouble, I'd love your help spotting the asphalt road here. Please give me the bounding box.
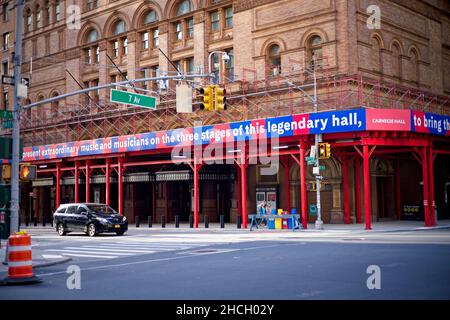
[1,228,449,300]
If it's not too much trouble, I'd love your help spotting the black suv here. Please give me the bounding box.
[53,203,128,237]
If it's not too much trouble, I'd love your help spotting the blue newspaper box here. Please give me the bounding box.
[287,217,294,229]
[268,217,276,230]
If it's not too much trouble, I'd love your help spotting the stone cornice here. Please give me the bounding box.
[233,0,281,13]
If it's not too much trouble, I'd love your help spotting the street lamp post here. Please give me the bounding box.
[208,51,230,85]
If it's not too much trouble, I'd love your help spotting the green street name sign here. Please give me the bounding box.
[110,89,157,109]
[0,110,13,119]
[2,120,13,129]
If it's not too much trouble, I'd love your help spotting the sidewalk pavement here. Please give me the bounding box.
[0,241,71,275]
[14,219,450,233]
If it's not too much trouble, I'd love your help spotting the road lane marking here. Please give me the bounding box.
[56,253,117,259]
[46,249,134,256]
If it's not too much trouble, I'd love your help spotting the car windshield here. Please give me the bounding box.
[86,205,117,214]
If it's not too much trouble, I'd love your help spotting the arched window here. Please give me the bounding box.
[410,49,420,85]
[25,9,32,32]
[36,5,42,29]
[84,29,99,64]
[173,1,193,44]
[370,36,382,74]
[140,10,159,53]
[110,20,128,59]
[144,10,158,24]
[176,0,192,16]
[114,20,127,35]
[308,35,323,66]
[51,92,59,118]
[391,43,401,80]
[44,1,51,25]
[267,44,281,76]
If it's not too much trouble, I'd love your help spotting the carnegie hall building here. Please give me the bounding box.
[0,0,449,229]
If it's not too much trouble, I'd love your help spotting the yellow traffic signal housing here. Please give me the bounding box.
[197,85,214,111]
[325,143,331,158]
[1,164,11,181]
[214,86,227,111]
[318,143,331,159]
[20,165,37,181]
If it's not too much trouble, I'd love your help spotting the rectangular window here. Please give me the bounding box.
[187,18,194,38]
[175,22,182,41]
[141,68,149,90]
[86,48,92,64]
[2,61,8,75]
[174,60,181,74]
[225,48,234,81]
[3,33,10,50]
[113,40,119,57]
[83,81,90,105]
[211,11,220,31]
[55,2,61,21]
[225,7,233,28]
[122,38,128,55]
[141,32,149,50]
[153,29,159,47]
[36,11,42,28]
[2,91,8,110]
[186,57,194,73]
[94,46,99,63]
[45,4,51,24]
[110,75,117,85]
[87,0,96,11]
[27,14,32,31]
[2,3,8,22]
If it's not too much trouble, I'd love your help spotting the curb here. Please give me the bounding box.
[33,257,72,269]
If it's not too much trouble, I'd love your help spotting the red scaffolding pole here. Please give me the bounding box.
[85,160,91,203]
[299,143,308,229]
[74,161,79,203]
[343,155,350,224]
[56,163,61,209]
[395,157,401,220]
[354,156,362,224]
[105,158,111,207]
[427,146,435,226]
[118,158,124,215]
[363,145,372,230]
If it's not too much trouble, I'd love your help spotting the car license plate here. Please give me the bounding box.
[115,224,120,228]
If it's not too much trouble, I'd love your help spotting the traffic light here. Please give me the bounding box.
[1,164,11,182]
[214,86,227,111]
[197,85,214,111]
[19,164,36,181]
[318,143,331,159]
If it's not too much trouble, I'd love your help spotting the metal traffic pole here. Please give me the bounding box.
[10,0,25,235]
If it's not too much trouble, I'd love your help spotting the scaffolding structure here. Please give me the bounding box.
[1,56,449,147]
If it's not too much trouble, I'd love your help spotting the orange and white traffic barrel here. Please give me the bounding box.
[1,231,41,285]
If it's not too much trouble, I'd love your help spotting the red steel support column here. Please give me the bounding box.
[354,157,362,224]
[85,161,90,203]
[236,167,242,217]
[395,157,401,220]
[56,163,61,208]
[105,159,111,207]
[152,183,156,217]
[241,163,248,229]
[421,147,430,226]
[427,147,435,226]
[164,182,168,223]
[300,143,307,229]
[284,158,291,213]
[343,155,350,224]
[363,145,372,230]
[118,158,123,215]
[193,161,200,228]
[74,161,79,203]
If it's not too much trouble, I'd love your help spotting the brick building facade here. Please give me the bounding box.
[0,0,449,227]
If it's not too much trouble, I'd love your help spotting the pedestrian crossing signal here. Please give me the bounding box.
[20,165,36,181]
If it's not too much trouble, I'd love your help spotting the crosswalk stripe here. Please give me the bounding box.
[57,253,117,259]
[96,245,193,251]
[76,246,157,254]
[46,249,135,256]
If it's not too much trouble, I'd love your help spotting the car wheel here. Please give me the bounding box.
[57,223,66,236]
[87,223,97,237]
[116,231,125,236]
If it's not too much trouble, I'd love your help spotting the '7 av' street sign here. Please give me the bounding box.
[110,89,157,109]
